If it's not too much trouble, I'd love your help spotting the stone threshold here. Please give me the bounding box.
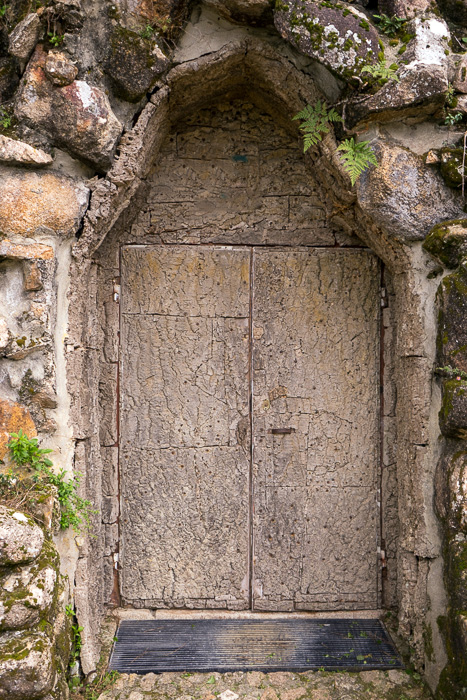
[112,608,384,622]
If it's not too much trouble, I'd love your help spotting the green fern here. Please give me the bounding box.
[293,101,343,152]
[337,138,378,186]
[361,60,400,83]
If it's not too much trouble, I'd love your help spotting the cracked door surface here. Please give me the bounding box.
[120,246,251,608]
[252,249,380,610]
[120,245,380,610]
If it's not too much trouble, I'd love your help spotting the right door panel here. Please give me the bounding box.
[252,248,381,611]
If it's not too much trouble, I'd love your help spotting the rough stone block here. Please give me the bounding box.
[0,135,52,167]
[8,13,42,67]
[424,219,467,268]
[105,25,169,102]
[0,399,36,460]
[0,540,59,631]
[274,0,380,80]
[44,50,78,86]
[15,45,122,171]
[437,264,467,373]
[0,507,44,566]
[357,139,462,240]
[0,168,89,238]
[0,630,55,700]
[440,379,467,438]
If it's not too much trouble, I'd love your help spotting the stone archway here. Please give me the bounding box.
[67,38,448,686]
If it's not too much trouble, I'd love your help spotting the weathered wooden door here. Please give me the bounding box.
[120,245,380,610]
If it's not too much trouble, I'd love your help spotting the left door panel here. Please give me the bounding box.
[120,246,251,609]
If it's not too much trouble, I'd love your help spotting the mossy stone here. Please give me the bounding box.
[424,219,467,268]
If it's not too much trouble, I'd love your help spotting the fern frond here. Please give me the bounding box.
[293,101,343,153]
[361,60,400,83]
[337,138,378,186]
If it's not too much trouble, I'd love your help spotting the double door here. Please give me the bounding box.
[119,245,380,610]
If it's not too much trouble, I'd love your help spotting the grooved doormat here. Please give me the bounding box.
[109,619,403,673]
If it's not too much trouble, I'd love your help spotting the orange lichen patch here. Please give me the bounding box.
[0,171,85,237]
[0,399,37,460]
[0,239,54,260]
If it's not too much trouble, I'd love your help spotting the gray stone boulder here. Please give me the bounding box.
[453,55,467,94]
[438,0,467,25]
[105,25,169,103]
[378,0,433,17]
[423,219,467,268]
[204,0,273,24]
[440,379,467,439]
[8,13,42,69]
[0,507,44,566]
[0,540,59,631]
[15,45,122,171]
[347,16,449,129]
[44,51,78,86]
[356,139,463,240]
[436,263,467,373]
[0,630,54,700]
[346,65,448,129]
[274,0,380,80]
[0,135,52,166]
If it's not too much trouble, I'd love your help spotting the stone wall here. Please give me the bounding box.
[0,0,466,698]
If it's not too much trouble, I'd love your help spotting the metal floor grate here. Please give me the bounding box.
[109,618,403,673]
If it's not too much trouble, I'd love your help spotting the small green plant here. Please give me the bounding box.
[361,59,400,83]
[337,138,378,186]
[444,112,463,126]
[0,106,11,129]
[65,604,84,662]
[48,31,63,46]
[140,23,154,39]
[446,83,456,107]
[0,4,8,18]
[8,430,95,532]
[373,13,407,36]
[292,101,343,151]
[436,365,467,380]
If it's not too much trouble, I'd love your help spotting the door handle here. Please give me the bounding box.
[270,428,295,435]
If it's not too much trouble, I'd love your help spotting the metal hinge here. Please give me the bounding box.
[380,287,388,308]
[113,279,121,303]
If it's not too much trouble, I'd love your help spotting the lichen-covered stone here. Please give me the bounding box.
[356,139,463,240]
[439,378,467,438]
[0,134,52,166]
[8,13,42,68]
[0,167,89,238]
[0,629,54,700]
[437,263,467,373]
[0,400,36,461]
[15,45,122,170]
[423,219,467,268]
[453,55,467,94]
[105,25,169,102]
[0,506,44,567]
[0,539,59,631]
[439,147,464,189]
[274,0,379,80]
[44,51,78,86]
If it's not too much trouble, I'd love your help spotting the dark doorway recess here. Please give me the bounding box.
[109,619,402,673]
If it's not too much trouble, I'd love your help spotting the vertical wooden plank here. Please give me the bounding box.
[120,246,251,608]
[252,248,380,611]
